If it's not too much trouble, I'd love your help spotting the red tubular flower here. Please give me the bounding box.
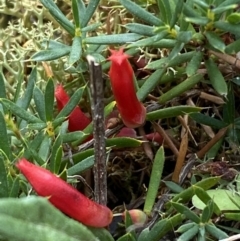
[55,84,91,132]
[108,48,146,128]
[16,159,113,228]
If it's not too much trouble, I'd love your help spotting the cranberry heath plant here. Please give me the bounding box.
[0,0,240,240]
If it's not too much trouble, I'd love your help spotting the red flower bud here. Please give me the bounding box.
[16,159,113,228]
[108,48,146,128]
[145,132,163,145]
[55,85,91,132]
[122,209,147,224]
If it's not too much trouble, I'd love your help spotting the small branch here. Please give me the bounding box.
[87,55,107,205]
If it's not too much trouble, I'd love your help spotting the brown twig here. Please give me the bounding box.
[87,55,107,205]
[152,122,179,157]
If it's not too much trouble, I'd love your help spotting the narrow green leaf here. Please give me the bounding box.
[162,180,184,193]
[201,200,214,223]
[0,157,9,198]
[171,202,200,223]
[72,0,81,28]
[213,4,238,14]
[38,136,52,162]
[159,74,203,104]
[8,177,19,198]
[106,137,143,148]
[170,0,184,28]
[31,48,71,62]
[186,51,203,77]
[0,112,11,160]
[225,38,240,54]
[33,87,46,121]
[176,222,195,233]
[205,31,226,52]
[1,99,44,124]
[157,0,172,24]
[17,68,36,110]
[223,83,235,124]
[0,73,7,114]
[68,155,95,175]
[82,23,102,32]
[125,23,155,36]
[84,33,142,44]
[137,69,165,101]
[214,21,240,36]
[49,134,63,173]
[68,36,82,65]
[144,146,165,215]
[40,0,75,36]
[119,0,162,26]
[0,197,99,241]
[205,58,228,97]
[185,17,209,25]
[177,224,198,241]
[81,0,100,27]
[205,223,228,239]
[166,177,220,207]
[146,51,195,70]
[147,106,201,121]
[45,79,54,121]
[189,113,227,129]
[62,131,87,143]
[128,30,168,48]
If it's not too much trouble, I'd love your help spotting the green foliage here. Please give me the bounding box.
[1,0,240,240]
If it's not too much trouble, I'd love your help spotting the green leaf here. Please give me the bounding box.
[0,112,11,160]
[214,21,240,36]
[68,155,95,175]
[205,223,228,239]
[159,74,203,104]
[49,134,63,173]
[0,156,9,198]
[137,69,165,101]
[157,0,172,24]
[45,79,54,121]
[33,87,46,121]
[82,0,100,27]
[68,36,82,65]
[147,106,201,121]
[177,224,198,241]
[72,0,81,28]
[186,51,203,77]
[146,51,195,70]
[162,181,184,193]
[40,0,75,36]
[189,113,227,129]
[205,31,226,52]
[128,30,169,48]
[16,68,36,110]
[205,58,228,97]
[38,135,52,162]
[176,222,195,233]
[84,33,142,44]
[0,98,44,124]
[125,23,155,36]
[119,0,163,26]
[31,49,71,62]
[185,17,209,25]
[144,146,165,215]
[0,196,99,241]
[170,0,184,28]
[62,131,87,143]
[225,38,240,54]
[171,202,200,223]
[201,200,214,223]
[106,137,143,148]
